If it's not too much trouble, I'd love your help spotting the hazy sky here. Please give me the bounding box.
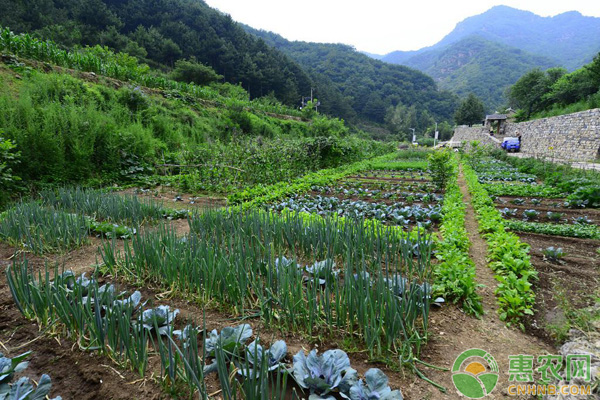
[203,0,600,54]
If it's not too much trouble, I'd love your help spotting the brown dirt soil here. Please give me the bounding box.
[515,232,600,343]
[118,187,226,210]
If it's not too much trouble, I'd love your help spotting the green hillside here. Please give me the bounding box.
[0,0,459,134]
[419,36,556,111]
[380,6,600,110]
[243,27,459,130]
[0,0,314,106]
[0,30,392,205]
[508,54,600,120]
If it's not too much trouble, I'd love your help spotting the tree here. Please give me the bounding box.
[507,68,566,119]
[171,58,223,86]
[454,93,485,126]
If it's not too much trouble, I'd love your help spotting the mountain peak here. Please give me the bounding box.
[379,5,600,111]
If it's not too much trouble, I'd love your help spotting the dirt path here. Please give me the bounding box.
[401,170,555,400]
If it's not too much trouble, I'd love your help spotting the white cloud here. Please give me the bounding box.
[203,0,600,54]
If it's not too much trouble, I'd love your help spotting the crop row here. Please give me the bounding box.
[463,163,537,329]
[0,188,188,254]
[269,195,442,228]
[227,152,398,207]
[100,209,433,360]
[311,184,443,203]
[7,261,407,399]
[433,155,483,317]
[503,220,600,240]
[484,183,564,198]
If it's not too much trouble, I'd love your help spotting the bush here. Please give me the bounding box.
[428,149,453,190]
[171,58,223,86]
[0,134,21,206]
[566,185,600,208]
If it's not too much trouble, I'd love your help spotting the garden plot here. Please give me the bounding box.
[269,164,444,229]
[0,188,188,254]
[3,207,434,400]
[472,157,600,342]
[349,169,432,182]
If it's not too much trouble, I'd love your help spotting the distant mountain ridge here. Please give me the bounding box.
[243,26,458,126]
[377,5,600,110]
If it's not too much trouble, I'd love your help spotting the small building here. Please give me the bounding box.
[485,113,507,135]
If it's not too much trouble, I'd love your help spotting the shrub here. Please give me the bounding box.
[427,149,453,191]
[567,185,600,208]
[0,134,21,206]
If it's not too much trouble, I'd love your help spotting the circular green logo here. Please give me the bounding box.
[452,349,500,399]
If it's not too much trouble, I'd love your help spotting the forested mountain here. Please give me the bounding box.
[408,36,556,111]
[244,26,459,127]
[0,0,314,106]
[378,6,600,110]
[0,0,458,132]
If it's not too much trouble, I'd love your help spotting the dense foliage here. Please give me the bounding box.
[454,93,485,126]
[0,0,459,132]
[0,60,391,194]
[0,0,314,107]
[508,54,600,120]
[243,27,459,132]
[0,133,20,205]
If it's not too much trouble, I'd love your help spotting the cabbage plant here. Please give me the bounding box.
[292,349,358,399]
[203,324,253,374]
[305,259,338,285]
[141,305,179,335]
[0,351,61,400]
[205,324,253,356]
[238,339,287,377]
[348,368,403,400]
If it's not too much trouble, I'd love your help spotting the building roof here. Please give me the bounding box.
[486,114,507,120]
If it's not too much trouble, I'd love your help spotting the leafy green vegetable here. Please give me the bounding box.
[141,306,179,335]
[292,349,358,399]
[0,352,61,400]
[348,368,404,400]
[542,247,566,262]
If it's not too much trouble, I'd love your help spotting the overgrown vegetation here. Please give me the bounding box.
[508,53,600,120]
[0,32,393,200]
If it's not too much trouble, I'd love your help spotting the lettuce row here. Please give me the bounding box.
[463,162,537,329]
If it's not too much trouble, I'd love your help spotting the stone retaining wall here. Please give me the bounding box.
[451,108,600,162]
[504,109,600,161]
[452,125,499,147]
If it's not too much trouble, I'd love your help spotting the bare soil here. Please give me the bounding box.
[118,187,226,210]
[516,232,600,343]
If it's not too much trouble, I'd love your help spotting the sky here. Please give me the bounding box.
[203,0,600,55]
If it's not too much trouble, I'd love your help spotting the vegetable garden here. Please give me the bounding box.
[468,154,600,341]
[0,148,598,399]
